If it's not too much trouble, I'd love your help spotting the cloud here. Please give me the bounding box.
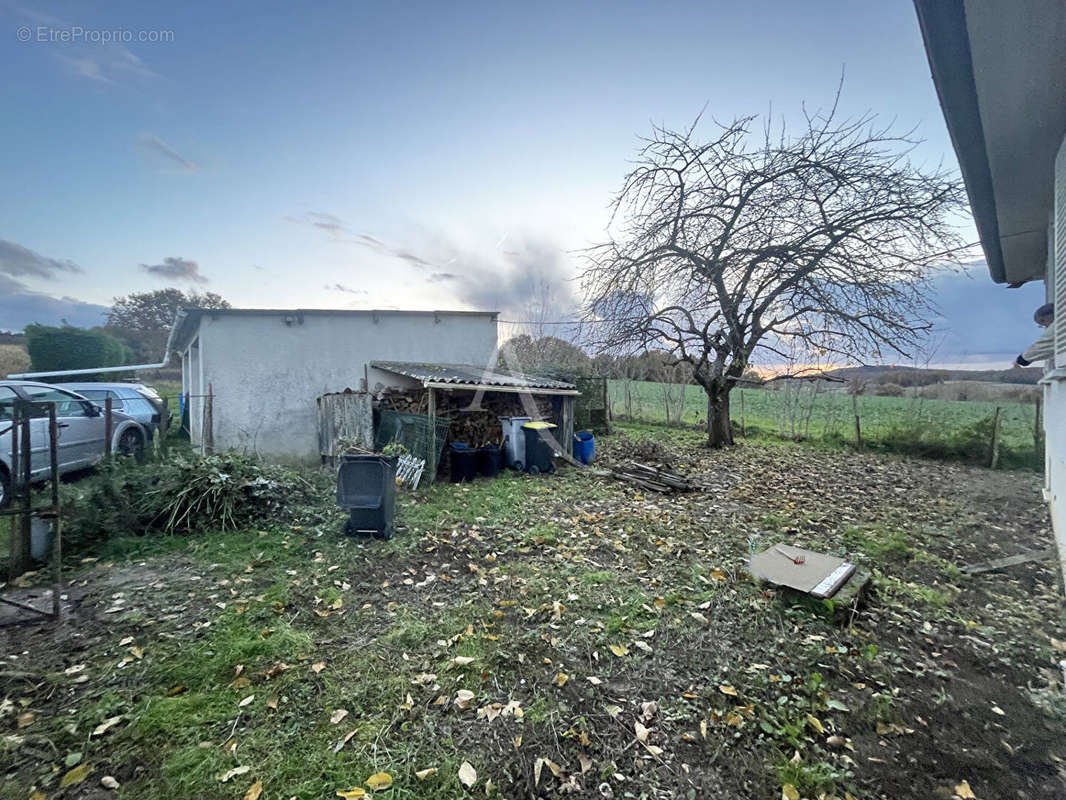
[285,212,435,267]
[139,256,207,283]
[138,133,199,171]
[427,272,460,283]
[0,239,81,279]
[0,275,108,332]
[325,282,367,295]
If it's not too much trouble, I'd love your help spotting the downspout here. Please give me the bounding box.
[8,309,188,380]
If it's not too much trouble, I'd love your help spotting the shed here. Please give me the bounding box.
[168,308,500,461]
[369,360,579,465]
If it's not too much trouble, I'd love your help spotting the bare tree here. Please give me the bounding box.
[581,97,966,447]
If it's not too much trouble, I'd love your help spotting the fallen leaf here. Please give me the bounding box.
[718,685,739,697]
[554,672,568,687]
[101,775,120,789]
[16,712,34,729]
[451,656,475,667]
[266,695,279,710]
[782,784,800,800]
[129,646,144,660]
[806,714,825,734]
[92,716,123,736]
[365,771,393,790]
[954,781,977,799]
[312,662,326,673]
[415,767,438,780]
[243,779,263,800]
[336,788,368,799]
[459,761,477,788]
[333,728,359,753]
[454,689,476,710]
[238,695,255,707]
[330,708,349,724]
[219,765,251,783]
[634,721,650,743]
[608,643,629,657]
[60,763,91,788]
[710,568,727,581]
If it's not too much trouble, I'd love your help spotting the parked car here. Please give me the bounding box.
[0,381,148,507]
[56,382,171,440]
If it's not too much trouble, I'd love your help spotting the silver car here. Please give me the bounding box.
[56,382,170,440]
[0,381,148,507]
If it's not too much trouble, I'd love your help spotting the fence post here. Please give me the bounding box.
[739,389,746,437]
[48,404,61,618]
[7,403,30,580]
[851,393,862,450]
[990,406,1002,469]
[104,395,113,458]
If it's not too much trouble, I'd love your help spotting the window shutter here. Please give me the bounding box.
[1055,134,1066,362]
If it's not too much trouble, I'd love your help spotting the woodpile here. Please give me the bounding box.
[609,461,701,493]
[375,387,555,448]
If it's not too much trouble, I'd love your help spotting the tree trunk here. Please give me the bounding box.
[705,386,734,448]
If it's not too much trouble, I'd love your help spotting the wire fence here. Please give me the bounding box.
[608,379,1045,470]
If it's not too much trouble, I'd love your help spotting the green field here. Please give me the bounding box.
[609,379,1043,468]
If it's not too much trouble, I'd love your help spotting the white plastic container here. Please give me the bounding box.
[498,416,532,468]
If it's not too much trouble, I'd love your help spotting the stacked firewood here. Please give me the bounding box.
[374,387,554,447]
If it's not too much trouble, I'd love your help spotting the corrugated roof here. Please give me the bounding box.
[371,361,577,392]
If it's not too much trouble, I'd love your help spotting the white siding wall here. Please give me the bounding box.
[1048,133,1066,587]
[189,312,498,460]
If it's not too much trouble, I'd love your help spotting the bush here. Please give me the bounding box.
[60,451,328,552]
[872,382,905,397]
[25,324,132,378]
[0,344,30,378]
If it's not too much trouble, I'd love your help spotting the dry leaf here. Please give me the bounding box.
[312,662,326,673]
[243,779,263,800]
[336,788,368,799]
[238,695,255,707]
[333,728,359,753]
[101,775,120,789]
[415,767,438,780]
[219,765,251,783]
[60,763,91,788]
[129,646,144,660]
[266,695,279,710]
[554,672,568,687]
[16,712,34,729]
[450,656,475,667]
[954,781,977,799]
[458,761,477,788]
[718,685,738,696]
[92,716,122,736]
[330,708,349,724]
[365,771,393,790]
[806,714,825,734]
[454,689,476,710]
[710,568,727,581]
[782,784,800,800]
[634,721,650,743]
[608,643,629,657]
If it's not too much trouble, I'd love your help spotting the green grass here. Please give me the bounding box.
[609,379,1043,468]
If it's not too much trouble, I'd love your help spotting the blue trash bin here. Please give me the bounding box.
[574,431,595,464]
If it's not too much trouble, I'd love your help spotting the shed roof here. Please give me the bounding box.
[371,360,579,395]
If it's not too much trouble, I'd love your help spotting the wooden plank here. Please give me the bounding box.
[961,547,1056,574]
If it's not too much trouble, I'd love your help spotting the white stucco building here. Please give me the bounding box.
[915,0,1066,583]
[169,308,500,460]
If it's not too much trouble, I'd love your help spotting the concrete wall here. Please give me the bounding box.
[184,311,498,460]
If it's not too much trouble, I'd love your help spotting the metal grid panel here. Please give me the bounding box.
[374,409,452,483]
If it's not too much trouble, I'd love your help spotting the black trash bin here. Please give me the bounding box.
[337,454,396,539]
[477,445,502,478]
[521,422,557,475]
[449,442,478,482]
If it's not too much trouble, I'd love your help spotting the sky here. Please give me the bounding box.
[0,0,1048,367]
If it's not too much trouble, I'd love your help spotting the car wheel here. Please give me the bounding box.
[0,466,9,509]
[118,428,145,460]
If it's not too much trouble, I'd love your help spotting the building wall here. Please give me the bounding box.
[186,312,498,460]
